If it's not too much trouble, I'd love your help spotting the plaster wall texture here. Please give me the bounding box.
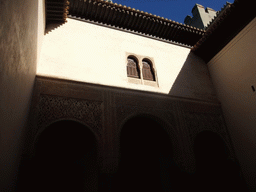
[0,0,42,190]
[38,18,217,102]
[37,0,45,61]
[208,17,256,191]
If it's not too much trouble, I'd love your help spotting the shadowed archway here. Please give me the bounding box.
[32,120,98,192]
[194,130,246,192]
[115,116,180,192]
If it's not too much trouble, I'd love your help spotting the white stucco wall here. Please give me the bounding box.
[38,18,216,102]
[208,18,256,191]
[0,0,44,190]
[37,0,45,61]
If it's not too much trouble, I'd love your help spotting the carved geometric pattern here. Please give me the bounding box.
[37,94,103,135]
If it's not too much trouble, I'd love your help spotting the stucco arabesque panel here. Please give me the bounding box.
[37,94,103,137]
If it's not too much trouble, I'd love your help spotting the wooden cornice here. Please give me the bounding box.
[46,0,70,24]
[68,0,205,47]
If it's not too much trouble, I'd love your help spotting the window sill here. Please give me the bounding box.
[127,77,159,88]
[128,77,142,84]
[143,80,158,87]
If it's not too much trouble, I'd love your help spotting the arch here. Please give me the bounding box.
[32,120,98,192]
[34,118,100,150]
[127,55,140,78]
[117,112,181,164]
[119,113,171,134]
[115,115,180,192]
[142,58,155,81]
[193,130,245,191]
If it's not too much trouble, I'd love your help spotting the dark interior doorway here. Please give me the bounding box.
[32,120,97,192]
[116,116,178,192]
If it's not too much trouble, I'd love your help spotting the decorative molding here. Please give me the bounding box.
[37,94,103,136]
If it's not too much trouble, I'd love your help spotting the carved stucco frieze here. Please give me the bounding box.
[37,94,103,136]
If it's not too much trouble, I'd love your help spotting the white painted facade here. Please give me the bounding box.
[38,18,216,102]
[208,17,256,190]
[37,0,45,62]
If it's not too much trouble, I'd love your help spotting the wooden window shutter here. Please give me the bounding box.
[142,60,155,81]
[127,57,140,78]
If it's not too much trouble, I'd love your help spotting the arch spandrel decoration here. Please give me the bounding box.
[37,94,103,137]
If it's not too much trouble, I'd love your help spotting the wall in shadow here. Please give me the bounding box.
[113,116,189,192]
[17,76,246,191]
[169,52,218,102]
[193,131,248,192]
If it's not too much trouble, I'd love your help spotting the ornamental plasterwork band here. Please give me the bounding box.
[37,94,103,137]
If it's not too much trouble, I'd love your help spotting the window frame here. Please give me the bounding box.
[127,56,140,79]
[125,53,158,87]
[142,59,155,81]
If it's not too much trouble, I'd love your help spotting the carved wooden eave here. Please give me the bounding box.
[46,0,70,24]
[68,0,205,47]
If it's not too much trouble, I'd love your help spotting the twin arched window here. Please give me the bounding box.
[127,56,155,81]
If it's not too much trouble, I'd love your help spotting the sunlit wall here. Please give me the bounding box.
[38,18,217,102]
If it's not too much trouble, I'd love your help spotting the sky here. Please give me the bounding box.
[112,0,234,24]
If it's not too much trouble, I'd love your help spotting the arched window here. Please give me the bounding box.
[142,59,155,81]
[127,56,140,78]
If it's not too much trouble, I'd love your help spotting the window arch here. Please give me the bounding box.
[127,56,140,78]
[142,59,155,81]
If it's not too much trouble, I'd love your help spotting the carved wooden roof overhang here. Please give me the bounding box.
[46,0,70,24]
[192,0,256,63]
[68,0,205,47]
